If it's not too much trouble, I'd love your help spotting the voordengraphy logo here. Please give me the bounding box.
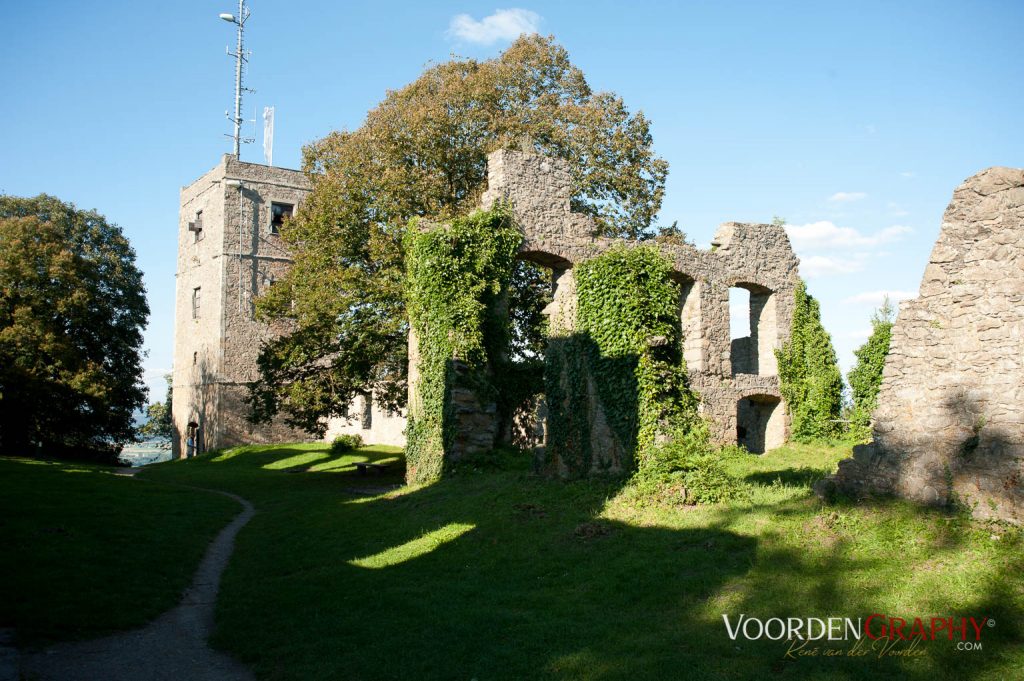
[722,614,994,659]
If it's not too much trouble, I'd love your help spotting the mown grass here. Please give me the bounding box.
[140,441,1024,681]
[0,457,238,645]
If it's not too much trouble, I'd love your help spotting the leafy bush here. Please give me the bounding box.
[329,434,364,455]
[628,439,746,506]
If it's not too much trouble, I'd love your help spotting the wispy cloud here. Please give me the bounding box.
[827,191,867,203]
[447,8,541,44]
[842,290,916,306]
[799,254,869,278]
[785,221,912,251]
[900,171,916,179]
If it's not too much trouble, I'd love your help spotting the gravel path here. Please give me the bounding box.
[20,485,256,681]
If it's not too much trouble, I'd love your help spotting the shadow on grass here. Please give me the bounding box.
[142,444,1024,681]
[743,466,828,489]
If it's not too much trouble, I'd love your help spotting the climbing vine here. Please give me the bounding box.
[403,205,521,484]
[775,279,844,441]
[545,244,736,502]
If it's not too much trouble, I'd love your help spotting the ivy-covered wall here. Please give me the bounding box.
[545,245,706,477]
[403,148,806,487]
[404,206,521,484]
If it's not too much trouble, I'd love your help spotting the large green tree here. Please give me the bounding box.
[775,279,844,441]
[0,195,149,459]
[847,298,895,441]
[248,35,669,434]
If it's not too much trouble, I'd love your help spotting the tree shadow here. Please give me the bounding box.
[744,467,828,489]
[143,443,1024,680]
[828,386,1023,523]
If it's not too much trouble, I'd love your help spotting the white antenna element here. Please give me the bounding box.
[263,106,275,166]
[220,0,255,158]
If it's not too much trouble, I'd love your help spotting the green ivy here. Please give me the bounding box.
[403,206,521,484]
[847,299,895,441]
[775,279,844,441]
[549,244,719,490]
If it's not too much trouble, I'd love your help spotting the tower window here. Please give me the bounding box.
[192,287,201,319]
[189,210,204,242]
[270,202,293,234]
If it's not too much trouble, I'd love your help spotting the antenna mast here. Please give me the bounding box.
[220,0,254,158]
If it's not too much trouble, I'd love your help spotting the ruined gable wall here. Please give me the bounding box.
[825,167,1024,523]
[475,149,801,469]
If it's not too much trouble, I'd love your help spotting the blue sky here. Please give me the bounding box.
[2,1,1022,400]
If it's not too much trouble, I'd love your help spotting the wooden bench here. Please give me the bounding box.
[353,461,393,476]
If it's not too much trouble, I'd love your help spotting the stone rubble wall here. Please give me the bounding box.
[823,167,1024,523]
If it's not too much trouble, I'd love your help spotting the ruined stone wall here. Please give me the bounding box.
[824,167,1024,523]
[436,148,802,474]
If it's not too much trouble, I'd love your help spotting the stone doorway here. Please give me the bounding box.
[736,394,784,454]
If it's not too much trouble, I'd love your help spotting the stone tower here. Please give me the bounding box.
[171,155,311,457]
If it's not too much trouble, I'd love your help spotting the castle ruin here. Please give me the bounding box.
[407,149,802,475]
[173,150,802,465]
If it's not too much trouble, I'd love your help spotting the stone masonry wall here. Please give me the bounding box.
[823,167,1024,523]
[431,148,802,473]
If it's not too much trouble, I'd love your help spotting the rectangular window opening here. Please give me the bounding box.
[192,287,201,319]
[270,202,293,235]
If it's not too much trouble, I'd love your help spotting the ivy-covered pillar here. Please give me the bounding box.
[403,207,521,485]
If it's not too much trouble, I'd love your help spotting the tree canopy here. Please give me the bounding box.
[0,194,149,460]
[847,298,895,441]
[775,279,844,442]
[248,34,669,434]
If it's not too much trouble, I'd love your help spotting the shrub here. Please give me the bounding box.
[330,434,364,455]
[630,437,746,507]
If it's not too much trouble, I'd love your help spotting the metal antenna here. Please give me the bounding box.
[220,1,255,158]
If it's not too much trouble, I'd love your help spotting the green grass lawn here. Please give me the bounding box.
[0,457,239,646]
[138,441,1024,681]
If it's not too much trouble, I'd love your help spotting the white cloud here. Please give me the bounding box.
[827,191,867,203]
[842,290,916,306]
[447,8,541,44]
[900,171,916,179]
[785,221,912,251]
[799,254,868,278]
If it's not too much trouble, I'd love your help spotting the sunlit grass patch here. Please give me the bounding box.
[262,451,331,470]
[348,522,475,569]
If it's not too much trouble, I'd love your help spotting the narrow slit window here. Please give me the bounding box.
[189,210,204,242]
[192,287,201,319]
